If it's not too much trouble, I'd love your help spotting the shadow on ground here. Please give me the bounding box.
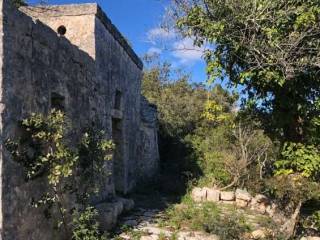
[109,134,203,238]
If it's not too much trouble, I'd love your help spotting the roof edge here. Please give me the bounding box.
[95,5,143,70]
[20,3,143,70]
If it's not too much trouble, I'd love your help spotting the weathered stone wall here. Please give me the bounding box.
[138,96,159,181]
[1,2,103,239]
[0,1,159,239]
[94,14,142,194]
[21,3,149,194]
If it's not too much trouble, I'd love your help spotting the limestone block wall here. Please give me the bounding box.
[138,96,159,181]
[191,187,288,224]
[0,2,110,239]
[22,3,146,194]
[0,1,159,239]
[94,14,142,194]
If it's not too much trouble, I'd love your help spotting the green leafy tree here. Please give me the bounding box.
[172,4,320,234]
[6,110,78,234]
[142,56,209,193]
[275,143,320,179]
[12,0,27,7]
[142,57,208,138]
[78,127,114,203]
[142,56,266,193]
[173,0,320,144]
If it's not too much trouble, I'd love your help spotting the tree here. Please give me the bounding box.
[12,0,27,7]
[172,2,320,236]
[142,56,242,193]
[142,55,208,138]
[173,0,320,143]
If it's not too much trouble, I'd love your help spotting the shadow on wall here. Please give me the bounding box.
[1,3,109,239]
[132,129,202,206]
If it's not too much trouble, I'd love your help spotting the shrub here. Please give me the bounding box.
[275,143,320,180]
[72,207,106,240]
[186,119,276,192]
[77,127,114,202]
[162,195,250,240]
[6,109,77,185]
[302,210,320,233]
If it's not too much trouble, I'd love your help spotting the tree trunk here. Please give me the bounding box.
[280,201,302,239]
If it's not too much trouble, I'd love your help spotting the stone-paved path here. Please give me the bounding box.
[110,193,320,240]
[110,193,271,240]
[113,205,219,240]
[109,192,219,239]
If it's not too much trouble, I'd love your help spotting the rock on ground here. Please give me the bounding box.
[206,189,220,202]
[220,191,235,201]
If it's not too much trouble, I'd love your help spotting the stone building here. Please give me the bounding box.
[0,1,159,239]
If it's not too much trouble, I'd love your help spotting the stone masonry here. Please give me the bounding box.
[0,1,159,239]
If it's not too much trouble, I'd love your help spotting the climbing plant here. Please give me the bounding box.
[5,109,114,238]
[78,127,114,203]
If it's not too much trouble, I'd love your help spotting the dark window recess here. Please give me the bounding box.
[114,90,122,110]
[57,25,67,35]
[51,92,65,111]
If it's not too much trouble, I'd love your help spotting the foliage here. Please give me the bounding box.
[275,143,320,180]
[185,125,233,187]
[78,127,114,202]
[201,99,233,126]
[5,110,113,238]
[6,110,78,232]
[186,116,276,191]
[302,210,320,233]
[142,56,209,194]
[72,207,106,240]
[142,57,208,138]
[12,0,27,7]
[266,175,320,214]
[269,142,320,218]
[161,195,251,240]
[6,109,77,185]
[171,2,320,235]
[142,57,275,193]
[173,0,320,143]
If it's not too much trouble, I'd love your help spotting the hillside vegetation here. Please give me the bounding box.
[142,39,319,238]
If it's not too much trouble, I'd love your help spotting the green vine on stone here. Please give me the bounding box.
[6,109,77,185]
[78,127,114,203]
[5,109,114,238]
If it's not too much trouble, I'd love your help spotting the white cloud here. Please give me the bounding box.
[147,27,176,43]
[147,47,162,55]
[145,27,209,64]
[172,37,207,64]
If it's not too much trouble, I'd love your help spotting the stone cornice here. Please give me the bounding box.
[20,3,143,70]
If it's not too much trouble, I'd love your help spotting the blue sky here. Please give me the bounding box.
[27,0,208,83]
